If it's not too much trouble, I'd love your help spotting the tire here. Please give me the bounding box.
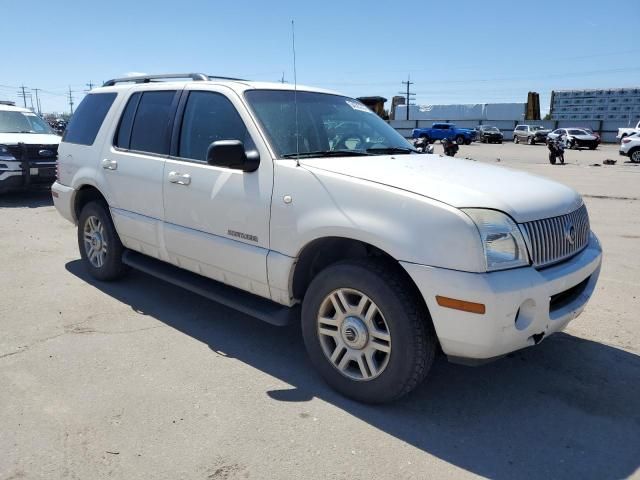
[301,258,436,404]
[482,136,487,143]
[631,149,640,163]
[589,145,596,150]
[527,136,535,145]
[549,153,556,164]
[513,135,519,144]
[498,140,503,144]
[77,201,128,281]
[464,139,472,145]
[455,135,464,145]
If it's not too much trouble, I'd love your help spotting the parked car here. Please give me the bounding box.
[513,125,550,145]
[581,128,600,143]
[0,100,60,194]
[619,134,640,162]
[616,120,640,142]
[411,123,475,145]
[476,125,503,144]
[547,128,600,150]
[51,73,602,404]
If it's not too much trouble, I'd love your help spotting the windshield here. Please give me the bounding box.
[0,110,55,134]
[244,90,415,158]
[568,129,587,135]
[531,126,546,131]
[483,126,499,132]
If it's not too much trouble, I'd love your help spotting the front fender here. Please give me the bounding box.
[270,161,485,273]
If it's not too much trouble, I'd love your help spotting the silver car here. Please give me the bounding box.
[513,125,550,145]
[547,128,599,150]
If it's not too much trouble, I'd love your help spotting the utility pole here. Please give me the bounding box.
[399,76,415,121]
[281,72,285,84]
[67,86,74,115]
[85,81,95,91]
[32,88,42,115]
[18,85,29,108]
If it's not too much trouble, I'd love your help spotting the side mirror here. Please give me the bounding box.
[206,140,260,172]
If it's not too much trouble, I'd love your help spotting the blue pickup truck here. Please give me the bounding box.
[411,123,475,145]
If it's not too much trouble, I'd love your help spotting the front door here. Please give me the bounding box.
[162,86,274,299]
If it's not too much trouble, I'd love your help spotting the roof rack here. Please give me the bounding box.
[0,100,16,106]
[102,73,247,87]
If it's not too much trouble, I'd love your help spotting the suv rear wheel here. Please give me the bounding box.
[301,258,436,403]
[631,148,640,163]
[77,201,128,281]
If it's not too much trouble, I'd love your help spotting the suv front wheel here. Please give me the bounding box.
[301,258,436,403]
[77,201,128,281]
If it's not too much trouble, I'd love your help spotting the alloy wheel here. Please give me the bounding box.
[316,288,391,381]
[83,215,108,268]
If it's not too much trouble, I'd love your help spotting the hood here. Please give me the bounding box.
[300,155,582,223]
[0,133,62,145]
[534,129,550,135]
[571,134,596,141]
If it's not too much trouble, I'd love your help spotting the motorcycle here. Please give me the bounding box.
[442,137,459,157]
[547,135,565,165]
[413,137,434,154]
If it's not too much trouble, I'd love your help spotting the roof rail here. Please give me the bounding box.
[102,73,247,87]
[0,100,16,106]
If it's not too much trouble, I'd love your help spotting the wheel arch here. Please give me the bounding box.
[290,237,427,314]
[74,184,109,220]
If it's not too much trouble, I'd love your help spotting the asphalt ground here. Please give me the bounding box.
[0,142,638,480]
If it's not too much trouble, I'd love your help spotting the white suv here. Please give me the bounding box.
[619,133,640,162]
[51,73,602,403]
[0,101,61,193]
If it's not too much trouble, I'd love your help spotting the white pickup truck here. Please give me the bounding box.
[51,73,602,403]
[617,120,640,141]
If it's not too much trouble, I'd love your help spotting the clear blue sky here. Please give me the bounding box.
[2,0,638,115]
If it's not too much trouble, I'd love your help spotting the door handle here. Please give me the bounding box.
[168,171,191,185]
[102,159,118,170]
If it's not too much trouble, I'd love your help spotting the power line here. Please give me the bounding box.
[400,76,415,121]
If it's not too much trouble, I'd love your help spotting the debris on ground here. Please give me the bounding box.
[590,163,601,167]
[603,159,617,165]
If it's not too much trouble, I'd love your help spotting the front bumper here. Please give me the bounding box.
[0,166,56,193]
[401,233,602,360]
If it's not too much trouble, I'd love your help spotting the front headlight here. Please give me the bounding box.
[462,209,529,271]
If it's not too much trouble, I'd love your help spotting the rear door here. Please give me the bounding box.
[162,86,274,299]
[100,87,181,257]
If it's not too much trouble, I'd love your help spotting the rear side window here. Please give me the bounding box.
[114,92,141,149]
[129,91,176,155]
[63,93,116,145]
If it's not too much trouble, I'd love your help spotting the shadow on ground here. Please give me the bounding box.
[0,189,53,208]
[66,260,640,480]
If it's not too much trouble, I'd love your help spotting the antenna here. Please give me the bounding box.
[291,19,300,166]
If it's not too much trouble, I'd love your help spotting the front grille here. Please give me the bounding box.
[520,204,590,268]
[5,144,58,162]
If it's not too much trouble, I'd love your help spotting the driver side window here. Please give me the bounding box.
[178,91,255,162]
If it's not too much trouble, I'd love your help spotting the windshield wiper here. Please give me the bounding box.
[281,150,371,159]
[366,146,419,155]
